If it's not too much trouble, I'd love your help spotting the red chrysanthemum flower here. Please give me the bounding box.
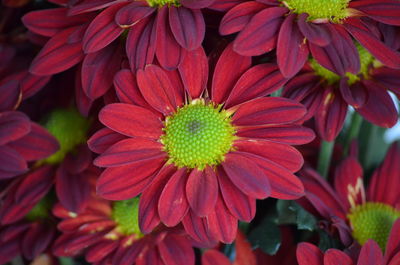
[299,142,400,250]
[297,220,400,265]
[53,195,195,265]
[220,0,400,78]
[89,44,315,243]
[283,41,400,140]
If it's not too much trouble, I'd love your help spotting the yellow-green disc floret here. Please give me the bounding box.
[112,198,143,236]
[348,202,400,252]
[146,0,180,7]
[161,100,236,170]
[281,0,350,22]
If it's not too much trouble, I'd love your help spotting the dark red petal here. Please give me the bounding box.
[182,211,215,244]
[136,248,163,265]
[233,7,287,56]
[96,158,164,200]
[156,7,186,70]
[0,238,20,264]
[208,0,244,11]
[158,168,189,226]
[237,125,315,145]
[202,250,231,265]
[20,73,51,100]
[356,80,398,128]
[94,138,165,167]
[349,0,400,26]
[9,122,59,161]
[371,67,400,94]
[74,66,93,117]
[232,97,307,126]
[86,241,119,263]
[206,195,238,244]
[158,234,194,265]
[114,239,146,265]
[180,0,215,9]
[324,249,353,265]
[0,111,30,145]
[99,103,163,139]
[0,80,20,111]
[296,243,323,265]
[22,223,55,260]
[385,219,400,264]
[357,240,384,265]
[297,14,331,46]
[137,64,179,115]
[126,16,157,71]
[225,63,288,109]
[30,26,84,75]
[339,78,368,108]
[115,1,155,28]
[0,145,28,179]
[88,128,127,154]
[186,167,218,217]
[82,43,122,100]
[139,165,175,233]
[219,1,266,35]
[82,3,126,53]
[217,167,256,221]
[277,14,309,78]
[315,88,348,141]
[223,152,271,199]
[178,47,208,99]
[169,7,205,50]
[211,43,251,104]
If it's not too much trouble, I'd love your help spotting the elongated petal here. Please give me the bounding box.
[297,13,331,46]
[115,1,155,28]
[137,65,179,115]
[223,152,270,199]
[234,7,287,56]
[296,243,323,265]
[88,128,127,154]
[385,219,400,264]
[94,138,165,167]
[211,43,251,104]
[22,223,55,260]
[350,0,400,26]
[158,234,194,265]
[0,146,28,179]
[113,70,151,108]
[357,240,383,265]
[339,78,367,108]
[82,2,126,53]
[232,97,306,126]
[181,0,215,9]
[158,168,189,226]
[277,14,309,78]
[324,249,353,265]
[0,80,20,111]
[99,103,163,139]
[225,64,288,108]
[202,250,231,265]
[0,111,30,145]
[20,73,51,100]
[178,47,208,99]
[96,158,164,200]
[186,167,218,217]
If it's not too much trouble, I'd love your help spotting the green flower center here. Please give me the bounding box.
[26,196,52,221]
[281,0,350,22]
[310,44,379,85]
[112,198,143,236]
[41,109,90,165]
[348,202,400,251]
[146,0,180,7]
[161,100,236,170]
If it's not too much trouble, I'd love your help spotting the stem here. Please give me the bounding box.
[360,122,379,170]
[343,112,363,156]
[317,140,335,179]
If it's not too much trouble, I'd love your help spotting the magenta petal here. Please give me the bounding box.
[22,223,55,260]
[99,103,163,139]
[225,64,288,108]
[178,47,208,99]
[0,80,20,111]
[82,2,126,53]
[96,158,164,200]
[277,14,309,78]
[186,167,218,217]
[68,0,122,15]
[232,97,307,126]
[169,7,205,51]
[234,7,287,56]
[158,234,194,265]
[297,14,331,46]
[217,167,256,221]
[222,152,271,199]
[86,242,119,263]
[180,0,215,9]
[88,128,127,154]
[115,2,155,28]
[20,73,51,100]
[324,249,353,265]
[0,145,28,179]
[0,111,30,145]
[137,65,179,115]
[296,243,323,265]
[211,43,251,104]
[220,1,267,35]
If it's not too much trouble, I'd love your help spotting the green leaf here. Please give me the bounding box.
[276,200,317,231]
[248,217,281,255]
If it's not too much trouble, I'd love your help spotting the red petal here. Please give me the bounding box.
[186,167,218,217]
[296,243,323,265]
[182,211,214,244]
[357,240,384,265]
[115,1,155,28]
[178,47,208,99]
[202,250,231,265]
[158,234,194,265]
[225,63,288,109]
[386,219,400,264]
[0,145,28,179]
[20,73,51,100]
[231,97,306,126]
[158,168,189,226]
[297,14,331,46]
[137,65,179,115]
[0,111,30,145]
[233,7,287,56]
[0,239,20,265]
[82,3,126,53]
[277,14,309,78]
[223,152,271,199]
[96,158,164,200]
[86,241,119,263]
[211,43,251,104]
[169,7,205,50]
[99,103,163,139]
[94,138,165,167]
[0,80,20,111]
[22,223,55,260]
[339,78,367,108]
[180,0,215,9]
[15,166,53,204]
[349,0,400,26]
[88,128,127,154]
[324,249,353,265]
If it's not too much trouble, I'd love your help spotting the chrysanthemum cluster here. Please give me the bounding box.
[1,0,400,264]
